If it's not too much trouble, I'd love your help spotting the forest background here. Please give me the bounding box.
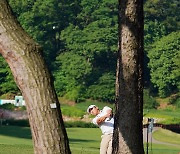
[0,0,179,109]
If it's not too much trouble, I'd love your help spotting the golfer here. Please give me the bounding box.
[87,105,114,154]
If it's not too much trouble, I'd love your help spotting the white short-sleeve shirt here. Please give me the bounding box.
[92,106,114,135]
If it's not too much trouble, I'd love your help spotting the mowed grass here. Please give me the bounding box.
[153,128,180,145]
[67,128,101,154]
[0,126,180,154]
[0,126,101,154]
[0,126,33,154]
[143,108,180,124]
[145,143,180,154]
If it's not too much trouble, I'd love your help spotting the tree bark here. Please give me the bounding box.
[0,0,71,154]
[113,0,144,153]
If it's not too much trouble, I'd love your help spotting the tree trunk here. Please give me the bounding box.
[0,1,71,154]
[113,0,144,153]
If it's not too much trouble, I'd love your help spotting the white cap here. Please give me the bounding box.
[87,105,96,113]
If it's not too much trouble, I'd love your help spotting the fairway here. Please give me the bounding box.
[0,126,101,154]
[67,128,101,154]
[0,126,180,154]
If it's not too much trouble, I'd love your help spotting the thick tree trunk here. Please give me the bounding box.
[113,0,144,153]
[0,1,71,154]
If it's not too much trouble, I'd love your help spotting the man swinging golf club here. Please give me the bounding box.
[87,105,114,154]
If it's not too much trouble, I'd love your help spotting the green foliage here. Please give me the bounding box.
[144,20,166,47]
[61,105,85,118]
[174,98,180,108]
[64,86,86,103]
[1,0,179,102]
[61,22,117,63]
[3,119,30,127]
[8,0,81,67]
[0,56,19,95]
[143,89,159,109]
[57,0,117,102]
[61,0,118,63]
[144,0,180,34]
[148,32,180,97]
[169,94,180,108]
[86,72,115,102]
[55,52,92,82]
[0,103,16,110]
[169,94,179,104]
[0,103,26,111]
[54,52,92,101]
[143,0,179,87]
[144,0,180,50]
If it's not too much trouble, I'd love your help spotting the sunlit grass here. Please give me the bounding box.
[0,126,101,154]
[153,128,180,145]
[145,143,180,154]
[143,108,180,124]
[0,126,180,154]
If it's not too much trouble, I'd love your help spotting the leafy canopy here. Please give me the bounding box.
[148,32,180,97]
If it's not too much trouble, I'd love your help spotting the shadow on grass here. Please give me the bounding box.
[69,138,96,144]
[0,126,32,139]
[0,126,99,145]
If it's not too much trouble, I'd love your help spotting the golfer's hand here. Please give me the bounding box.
[105,111,112,118]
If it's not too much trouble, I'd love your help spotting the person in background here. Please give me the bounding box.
[87,105,114,154]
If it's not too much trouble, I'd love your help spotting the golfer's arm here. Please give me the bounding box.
[96,115,107,125]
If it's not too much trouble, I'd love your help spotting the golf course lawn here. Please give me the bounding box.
[153,128,180,145]
[0,126,180,154]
